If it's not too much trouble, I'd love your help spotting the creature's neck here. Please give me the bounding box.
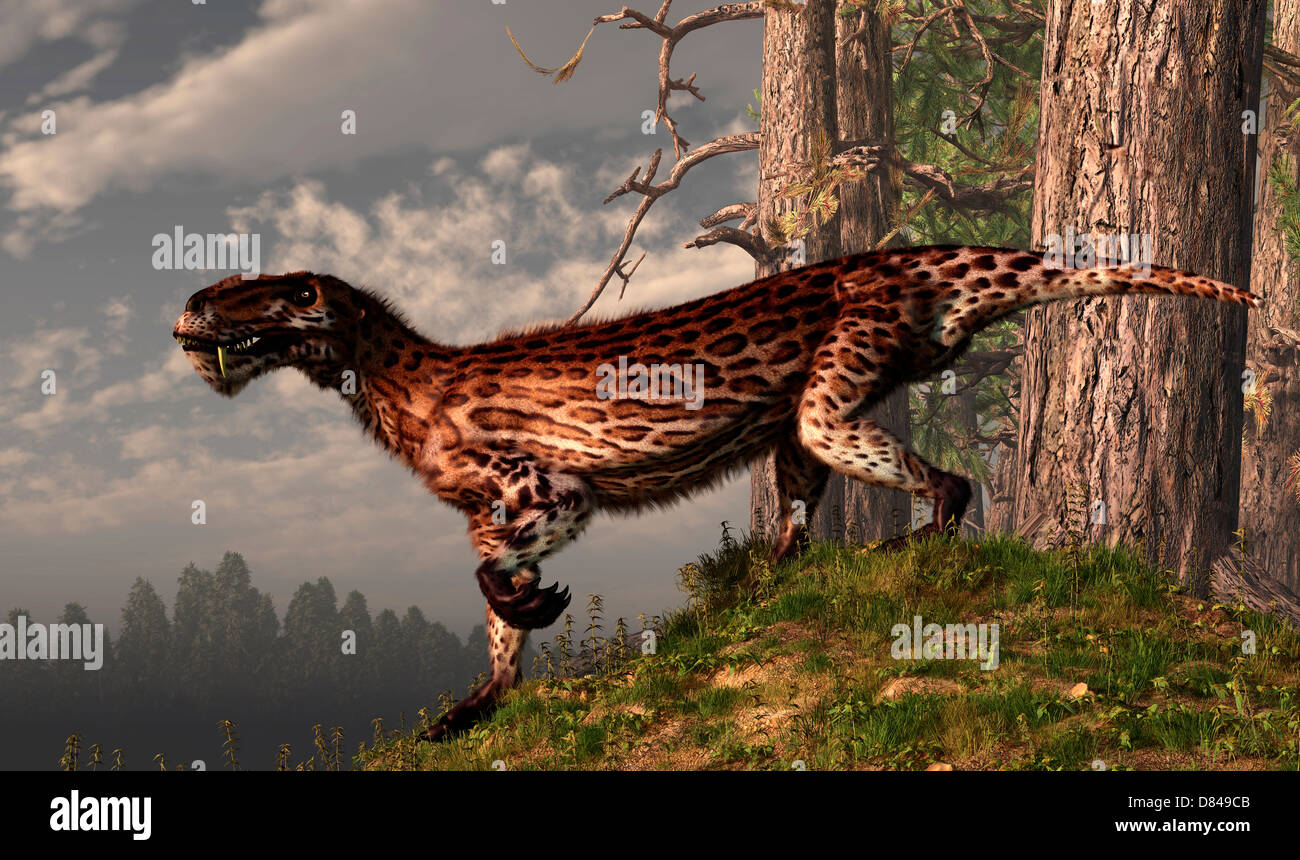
[300,292,458,464]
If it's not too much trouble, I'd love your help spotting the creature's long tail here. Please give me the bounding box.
[927,246,1260,348]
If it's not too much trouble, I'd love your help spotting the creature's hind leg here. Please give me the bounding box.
[770,437,830,565]
[795,333,970,545]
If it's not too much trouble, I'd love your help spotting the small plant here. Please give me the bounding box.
[585,594,605,675]
[59,734,81,772]
[218,719,240,771]
[312,723,329,770]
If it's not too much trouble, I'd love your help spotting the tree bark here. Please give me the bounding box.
[749,0,906,545]
[989,0,1264,591]
[750,0,844,543]
[1241,1,1300,594]
[836,3,911,544]
[954,383,986,533]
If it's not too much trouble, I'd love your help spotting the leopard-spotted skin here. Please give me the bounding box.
[172,245,1260,740]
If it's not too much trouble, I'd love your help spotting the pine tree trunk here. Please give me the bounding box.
[750,0,842,543]
[989,0,1264,590]
[954,383,985,533]
[750,2,906,544]
[1241,1,1300,594]
[836,5,911,544]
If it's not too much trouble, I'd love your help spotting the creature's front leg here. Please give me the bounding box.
[420,463,592,743]
[472,470,592,630]
[419,601,528,743]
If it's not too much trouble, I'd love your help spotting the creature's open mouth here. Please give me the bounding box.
[173,331,300,377]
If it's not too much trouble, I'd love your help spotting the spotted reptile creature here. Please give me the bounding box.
[172,245,1259,740]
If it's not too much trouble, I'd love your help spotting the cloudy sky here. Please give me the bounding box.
[0,0,766,638]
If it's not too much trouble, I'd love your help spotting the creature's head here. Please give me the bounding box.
[173,272,363,396]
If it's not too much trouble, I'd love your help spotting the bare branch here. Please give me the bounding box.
[699,202,758,230]
[931,127,1002,167]
[1264,45,1300,90]
[903,161,1032,214]
[1006,0,1045,23]
[1265,59,1300,90]
[833,141,1031,215]
[956,6,995,125]
[1257,325,1300,361]
[616,252,648,299]
[685,225,769,261]
[898,5,960,75]
[1266,42,1300,70]
[566,133,761,326]
[589,2,764,157]
[952,346,1022,386]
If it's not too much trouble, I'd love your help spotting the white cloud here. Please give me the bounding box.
[4,346,195,434]
[100,295,133,332]
[480,143,531,180]
[1,326,103,391]
[26,47,120,104]
[0,0,132,70]
[1,0,430,248]
[0,446,35,470]
[0,0,762,258]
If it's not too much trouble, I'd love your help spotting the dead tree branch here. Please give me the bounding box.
[566,133,761,325]
[833,142,1032,215]
[589,1,764,157]
[1265,43,1300,90]
[687,202,765,257]
[686,225,768,258]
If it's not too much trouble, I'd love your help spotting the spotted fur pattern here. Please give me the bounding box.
[172,245,1259,740]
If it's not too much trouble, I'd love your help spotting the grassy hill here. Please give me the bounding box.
[356,531,1300,771]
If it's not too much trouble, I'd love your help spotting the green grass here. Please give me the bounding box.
[357,530,1300,771]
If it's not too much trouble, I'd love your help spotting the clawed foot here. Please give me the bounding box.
[418,685,498,744]
[875,473,972,553]
[476,563,571,629]
[875,523,939,553]
[419,721,451,743]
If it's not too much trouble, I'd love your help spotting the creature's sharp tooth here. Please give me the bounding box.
[250,336,260,345]
[217,345,228,378]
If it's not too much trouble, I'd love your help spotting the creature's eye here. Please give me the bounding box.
[185,294,204,313]
[291,286,317,307]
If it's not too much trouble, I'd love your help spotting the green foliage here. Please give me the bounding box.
[675,522,762,615]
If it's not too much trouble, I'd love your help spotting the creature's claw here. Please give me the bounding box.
[418,721,449,744]
[476,563,572,629]
[875,524,942,553]
[417,683,502,744]
[876,473,971,553]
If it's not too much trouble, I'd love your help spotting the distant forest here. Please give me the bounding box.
[1,551,511,770]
